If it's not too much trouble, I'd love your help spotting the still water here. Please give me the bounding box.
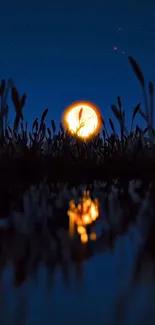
[1,225,155,325]
[1,181,155,325]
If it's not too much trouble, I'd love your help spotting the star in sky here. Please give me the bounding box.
[111,46,125,55]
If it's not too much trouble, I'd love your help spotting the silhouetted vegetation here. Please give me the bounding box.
[0,57,155,189]
[0,56,155,293]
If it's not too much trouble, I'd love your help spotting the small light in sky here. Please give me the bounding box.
[113,46,118,51]
[118,27,122,31]
[122,51,125,54]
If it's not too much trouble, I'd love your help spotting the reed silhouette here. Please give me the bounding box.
[0,56,155,297]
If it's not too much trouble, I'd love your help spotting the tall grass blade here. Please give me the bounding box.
[39,109,48,133]
[130,103,140,132]
[4,104,9,132]
[51,119,56,133]
[0,105,8,121]
[41,108,48,124]
[20,94,27,110]
[20,121,24,131]
[0,78,14,136]
[0,80,5,97]
[128,56,150,137]
[128,56,145,88]
[111,105,122,122]
[42,122,46,134]
[117,96,122,109]
[78,108,83,121]
[0,79,6,136]
[102,129,105,140]
[12,87,20,113]
[32,118,38,132]
[47,127,51,138]
[149,82,154,131]
[8,125,12,136]
[14,115,23,132]
[109,118,116,133]
[139,109,148,122]
[100,116,105,125]
[60,122,64,133]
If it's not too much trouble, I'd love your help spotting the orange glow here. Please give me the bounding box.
[81,233,88,244]
[77,226,86,235]
[67,191,99,243]
[90,232,97,241]
[68,200,76,237]
[62,101,102,139]
[82,214,92,225]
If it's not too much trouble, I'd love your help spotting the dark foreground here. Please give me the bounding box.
[0,180,155,325]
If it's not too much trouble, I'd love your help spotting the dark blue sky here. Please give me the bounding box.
[1,3,155,323]
[0,0,155,134]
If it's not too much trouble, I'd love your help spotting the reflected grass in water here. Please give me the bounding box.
[0,180,154,288]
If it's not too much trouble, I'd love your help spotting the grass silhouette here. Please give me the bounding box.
[0,57,154,190]
[0,56,154,219]
[0,56,155,260]
[0,57,155,323]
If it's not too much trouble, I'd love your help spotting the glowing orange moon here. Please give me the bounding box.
[62,101,102,139]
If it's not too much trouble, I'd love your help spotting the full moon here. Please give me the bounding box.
[62,101,102,139]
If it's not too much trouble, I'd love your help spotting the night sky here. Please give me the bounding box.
[1,2,155,324]
[0,0,155,135]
